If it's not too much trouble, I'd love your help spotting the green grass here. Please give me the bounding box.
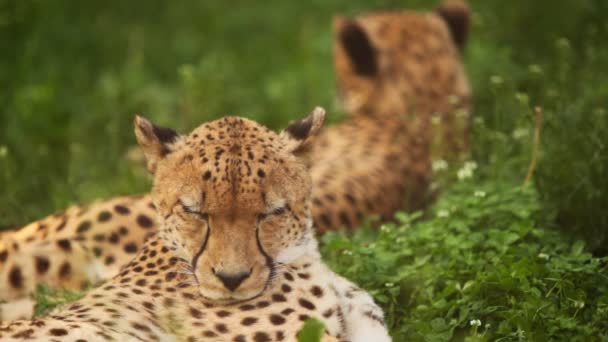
[2,0,608,340]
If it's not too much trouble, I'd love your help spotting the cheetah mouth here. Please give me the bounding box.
[191,265,276,305]
[187,221,277,304]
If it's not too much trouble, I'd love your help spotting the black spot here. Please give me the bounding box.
[104,256,115,265]
[58,262,71,278]
[9,266,23,288]
[97,211,112,222]
[137,215,154,229]
[190,307,203,319]
[114,205,131,215]
[35,256,50,274]
[57,239,72,252]
[108,233,120,244]
[239,304,255,311]
[311,285,324,297]
[269,314,286,325]
[253,332,271,342]
[339,211,352,228]
[281,283,292,293]
[281,308,295,316]
[299,298,316,310]
[340,20,378,76]
[241,317,257,326]
[256,301,270,308]
[0,250,7,262]
[49,328,68,336]
[216,310,231,318]
[319,213,332,228]
[76,221,92,233]
[234,335,246,342]
[124,242,138,254]
[272,293,287,302]
[257,169,265,178]
[215,323,229,334]
[203,171,212,181]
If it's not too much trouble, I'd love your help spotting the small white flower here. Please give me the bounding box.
[457,161,477,181]
[515,92,529,105]
[464,161,478,170]
[432,159,448,172]
[342,250,353,256]
[512,127,529,140]
[437,210,450,218]
[457,167,473,180]
[384,282,394,288]
[448,95,460,105]
[380,225,391,232]
[538,253,549,260]
[574,300,585,309]
[470,319,482,327]
[474,190,486,198]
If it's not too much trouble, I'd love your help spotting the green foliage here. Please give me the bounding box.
[322,180,608,341]
[298,318,326,342]
[1,0,607,341]
[33,284,86,318]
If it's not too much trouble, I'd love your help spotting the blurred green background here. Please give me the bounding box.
[0,0,607,249]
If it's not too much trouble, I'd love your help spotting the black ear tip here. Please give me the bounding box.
[152,124,179,144]
[436,0,471,49]
[339,20,378,77]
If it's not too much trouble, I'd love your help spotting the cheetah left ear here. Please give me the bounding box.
[436,0,471,50]
[334,16,378,77]
[280,107,326,156]
[134,115,180,174]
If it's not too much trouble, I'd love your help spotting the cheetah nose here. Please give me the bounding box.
[214,270,251,292]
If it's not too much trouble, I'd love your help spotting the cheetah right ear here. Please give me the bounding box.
[280,107,326,156]
[436,0,471,50]
[334,16,378,77]
[134,115,179,174]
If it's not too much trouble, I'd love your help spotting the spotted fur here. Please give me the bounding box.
[0,110,390,341]
[0,0,471,323]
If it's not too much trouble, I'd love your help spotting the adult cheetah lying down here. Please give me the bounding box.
[0,109,391,341]
[0,0,471,321]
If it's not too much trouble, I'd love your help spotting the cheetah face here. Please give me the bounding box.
[134,108,325,303]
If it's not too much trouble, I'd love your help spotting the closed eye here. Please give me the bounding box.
[179,200,209,220]
[258,205,287,221]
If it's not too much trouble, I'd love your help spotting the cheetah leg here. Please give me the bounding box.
[329,272,392,342]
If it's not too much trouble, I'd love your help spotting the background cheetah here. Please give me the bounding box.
[0,109,391,342]
[0,0,470,321]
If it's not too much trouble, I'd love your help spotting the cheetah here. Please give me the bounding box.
[0,0,471,319]
[0,109,391,342]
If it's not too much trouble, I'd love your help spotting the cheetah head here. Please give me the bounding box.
[134,108,325,303]
[333,0,471,116]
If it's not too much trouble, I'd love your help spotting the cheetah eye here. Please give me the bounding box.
[179,200,208,220]
[258,205,287,221]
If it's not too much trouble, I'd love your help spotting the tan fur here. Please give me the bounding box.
[0,111,390,341]
[0,1,471,318]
